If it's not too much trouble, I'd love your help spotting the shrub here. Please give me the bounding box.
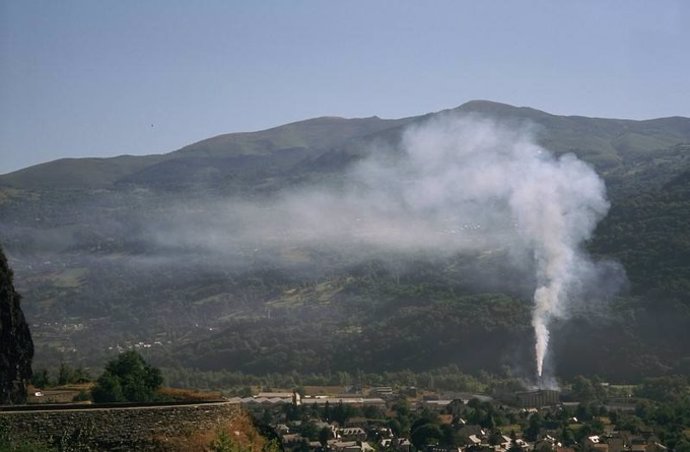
[91,351,162,403]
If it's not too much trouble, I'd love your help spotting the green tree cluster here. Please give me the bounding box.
[31,364,91,388]
[91,351,162,403]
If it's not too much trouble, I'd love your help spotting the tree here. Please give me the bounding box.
[524,413,543,442]
[31,369,51,388]
[636,376,688,402]
[488,430,504,446]
[58,362,73,386]
[675,439,690,452]
[260,408,274,425]
[72,367,91,384]
[572,376,596,402]
[410,423,442,449]
[318,427,331,447]
[363,404,385,419]
[387,419,403,437]
[439,424,466,448]
[92,372,124,402]
[299,422,319,441]
[91,351,162,403]
[331,401,357,425]
[322,400,331,421]
[507,441,523,452]
[560,426,575,446]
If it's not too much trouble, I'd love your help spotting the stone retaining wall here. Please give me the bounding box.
[0,402,240,450]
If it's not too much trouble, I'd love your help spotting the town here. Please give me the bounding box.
[233,381,684,452]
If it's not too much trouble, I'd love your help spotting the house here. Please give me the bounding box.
[339,427,367,442]
[457,425,484,440]
[511,439,530,451]
[275,424,290,435]
[468,435,483,447]
[299,396,386,407]
[427,446,464,452]
[257,392,294,398]
[606,437,625,452]
[498,435,513,450]
[371,426,393,439]
[420,399,454,410]
[282,434,305,446]
[371,387,394,397]
[394,438,413,452]
[586,435,609,452]
[330,440,375,452]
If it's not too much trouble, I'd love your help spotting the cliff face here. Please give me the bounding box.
[0,246,33,404]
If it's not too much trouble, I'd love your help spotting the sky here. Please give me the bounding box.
[1,1,688,174]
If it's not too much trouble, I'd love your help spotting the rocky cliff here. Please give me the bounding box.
[0,246,33,404]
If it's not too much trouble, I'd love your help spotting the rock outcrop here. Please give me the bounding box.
[0,246,33,404]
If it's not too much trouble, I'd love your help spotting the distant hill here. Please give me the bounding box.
[0,115,414,191]
[0,100,689,380]
[456,100,690,173]
[2,100,689,192]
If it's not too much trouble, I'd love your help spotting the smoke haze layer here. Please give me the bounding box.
[152,114,616,379]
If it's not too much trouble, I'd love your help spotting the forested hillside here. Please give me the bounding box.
[0,101,688,381]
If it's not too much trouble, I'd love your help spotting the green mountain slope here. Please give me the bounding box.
[2,100,689,192]
[0,115,414,191]
[1,100,689,380]
[0,155,166,190]
[453,100,690,175]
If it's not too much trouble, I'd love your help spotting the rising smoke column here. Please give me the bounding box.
[507,149,610,378]
[396,116,611,379]
[152,114,613,378]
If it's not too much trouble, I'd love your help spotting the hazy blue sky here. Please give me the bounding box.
[1,1,688,174]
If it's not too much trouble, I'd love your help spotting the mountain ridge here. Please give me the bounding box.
[2,100,689,191]
[1,100,689,378]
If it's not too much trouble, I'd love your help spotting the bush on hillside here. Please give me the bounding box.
[91,351,162,403]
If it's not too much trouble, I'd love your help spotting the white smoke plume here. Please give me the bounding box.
[386,116,610,378]
[153,113,614,379]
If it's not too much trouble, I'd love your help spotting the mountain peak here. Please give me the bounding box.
[455,100,552,118]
